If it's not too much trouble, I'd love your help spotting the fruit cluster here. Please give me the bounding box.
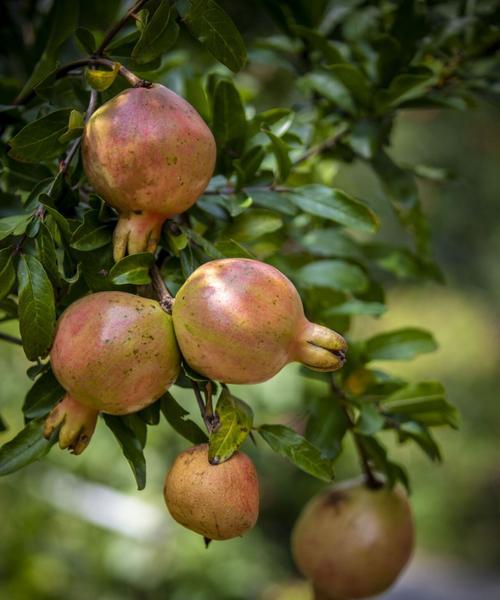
[44,85,413,599]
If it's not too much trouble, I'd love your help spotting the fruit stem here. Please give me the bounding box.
[192,380,215,433]
[331,376,383,490]
[0,332,23,346]
[150,265,174,314]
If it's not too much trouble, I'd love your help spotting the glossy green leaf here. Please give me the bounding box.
[103,415,146,490]
[325,299,386,317]
[23,369,65,420]
[329,64,372,107]
[132,0,179,63]
[355,403,385,435]
[0,247,16,299]
[221,209,283,242]
[287,185,379,233]
[36,222,61,286]
[160,393,208,444]
[365,328,438,362]
[70,210,113,251]
[209,389,253,464]
[17,255,56,360]
[296,259,369,293]
[265,131,292,182]
[0,419,56,476]
[212,80,246,163]
[0,214,32,241]
[8,109,72,163]
[398,421,442,461]
[259,424,335,482]
[305,396,349,460]
[85,63,121,92]
[249,189,297,216]
[108,253,154,285]
[181,0,247,72]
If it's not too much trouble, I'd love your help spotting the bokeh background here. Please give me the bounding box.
[1,1,500,598]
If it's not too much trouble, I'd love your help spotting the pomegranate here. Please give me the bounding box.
[164,444,259,540]
[172,258,347,384]
[291,478,414,599]
[82,84,216,261]
[48,291,180,415]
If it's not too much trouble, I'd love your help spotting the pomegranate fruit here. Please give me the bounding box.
[48,291,180,415]
[164,444,259,540]
[291,478,414,599]
[82,84,216,261]
[172,258,347,384]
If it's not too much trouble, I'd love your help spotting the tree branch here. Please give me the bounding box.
[331,377,382,489]
[150,264,174,314]
[95,0,150,56]
[0,332,23,346]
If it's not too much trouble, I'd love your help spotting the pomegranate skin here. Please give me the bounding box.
[50,291,180,414]
[82,84,216,260]
[172,259,347,384]
[164,444,259,540]
[291,479,414,599]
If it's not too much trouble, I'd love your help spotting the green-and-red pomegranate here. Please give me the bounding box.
[44,291,180,453]
[164,444,259,541]
[291,478,414,599]
[82,85,216,261]
[172,258,347,384]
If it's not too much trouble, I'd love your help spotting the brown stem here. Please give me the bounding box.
[0,332,23,346]
[150,264,174,314]
[293,132,343,166]
[330,376,382,489]
[192,380,214,433]
[13,58,147,107]
[95,0,150,56]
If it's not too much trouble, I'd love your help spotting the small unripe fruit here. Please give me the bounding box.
[172,258,347,384]
[291,479,414,599]
[82,84,216,261]
[164,444,259,541]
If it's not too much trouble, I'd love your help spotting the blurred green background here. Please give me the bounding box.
[1,1,500,599]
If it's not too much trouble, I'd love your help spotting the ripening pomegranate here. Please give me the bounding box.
[172,258,347,384]
[44,292,180,452]
[291,479,414,599]
[164,444,259,540]
[82,84,216,261]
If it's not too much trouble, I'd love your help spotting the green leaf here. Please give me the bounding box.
[221,209,283,242]
[0,419,56,476]
[324,299,386,317]
[85,63,121,92]
[355,403,385,435]
[132,0,179,64]
[75,27,96,54]
[58,109,85,144]
[212,79,247,164]
[36,222,61,286]
[108,253,154,285]
[365,328,438,362]
[18,0,78,97]
[0,414,6,433]
[0,247,16,299]
[306,396,349,460]
[181,0,247,72]
[70,209,113,251]
[160,393,208,444]
[209,389,253,464]
[8,109,72,163]
[103,415,146,490]
[382,382,458,428]
[398,421,442,462]
[287,185,379,233]
[301,228,361,258]
[328,64,372,107]
[248,189,297,217]
[300,72,355,113]
[258,424,335,482]
[0,214,32,241]
[296,259,369,293]
[23,369,65,420]
[265,131,292,182]
[376,72,437,111]
[17,255,56,360]
[358,435,409,490]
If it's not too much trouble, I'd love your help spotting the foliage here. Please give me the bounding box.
[0,0,498,491]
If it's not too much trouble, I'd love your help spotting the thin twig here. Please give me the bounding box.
[0,332,23,346]
[13,58,147,107]
[150,264,174,314]
[192,380,215,433]
[95,0,150,56]
[331,376,382,489]
[293,132,343,166]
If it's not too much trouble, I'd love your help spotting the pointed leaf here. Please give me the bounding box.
[0,419,56,476]
[365,328,437,361]
[103,415,146,490]
[160,393,208,444]
[109,252,154,285]
[132,0,179,63]
[209,389,253,464]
